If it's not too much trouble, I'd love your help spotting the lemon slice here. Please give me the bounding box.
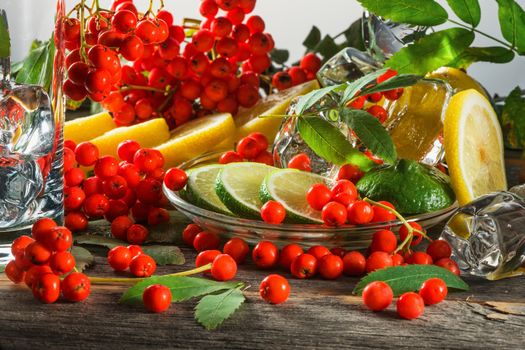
[443,89,507,205]
[65,112,116,143]
[155,113,236,168]
[185,164,233,216]
[260,169,332,224]
[235,80,320,143]
[427,67,488,98]
[90,118,170,159]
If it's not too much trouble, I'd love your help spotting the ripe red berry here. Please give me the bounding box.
[246,15,265,33]
[200,0,218,18]
[110,215,133,240]
[136,178,163,205]
[366,92,382,103]
[434,258,460,276]
[147,207,169,226]
[300,53,322,73]
[362,281,393,311]
[259,274,290,304]
[64,186,86,211]
[126,224,149,245]
[94,156,119,178]
[383,88,404,101]
[164,167,188,191]
[64,168,85,187]
[397,292,425,320]
[83,194,110,218]
[347,200,374,225]
[321,201,347,226]
[318,254,344,280]
[306,183,332,211]
[223,238,250,264]
[236,136,261,159]
[24,265,52,287]
[61,272,91,302]
[426,240,452,261]
[336,164,364,183]
[182,223,202,246]
[279,244,304,270]
[195,250,222,272]
[377,69,397,83]
[331,179,358,206]
[406,251,433,265]
[419,278,448,305]
[108,246,132,271]
[112,9,137,33]
[371,201,396,223]
[219,151,244,164]
[367,105,388,124]
[192,29,215,52]
[260,200,286,224]
[127,245,143,260]
[12,235,35,256]
[117,140,141,162]
[44,226,73,252]
[399,222,424,246]
[290,253,317,279]
[130,254,157,277]
[25,241,51,265]
[236,83,260,107]
[32,273,61,304]
[49,251,75,275]
[366,251,393,273]
[211,254,238,281]
[65,211,89,233]
[343,251,366,276]
[252,241,279,269]
[193,231,220,252]
[102,175,128,199]
[5,260,25,284]
[287,153,311,172]
[306,245,331,260]
[133,148,161,173]
[392,253,405,266]
[211,17,233,38]
[253,150,274,166]
[143,284,172,313]
[370,229,397,254]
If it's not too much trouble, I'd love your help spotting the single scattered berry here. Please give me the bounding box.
[61,272,91,302]
[318,254,344,280]
[343,251,366,276]
[211,254,238,281]
[306,183,332,211]
[108,246,132,271]
[290,253,317,279]
[366,251,393,273]
[397,292,425,320]
[321,201,347,226]
[362,281,393,311]
[193,231,220,252]
[130,254,157,277]
[143,284,172,313]
[223,237,250,264]
[287,153,311,172]
[260,200,286,224]
[370,229,397,254]
[347,201,373,225]
[252,241,279,269]
[164,167,188,191]
[259,274,290,304]
[419,278,448,305]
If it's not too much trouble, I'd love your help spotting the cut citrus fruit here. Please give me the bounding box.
[64,112,116,143]
[185,164,233,216]
[427,67,488,98]
[443,89,507,205]
[235,80,320,143]
[155,113,236,168]
[91,118,170,159]
[260,169,331,224]
[215,162,275,219]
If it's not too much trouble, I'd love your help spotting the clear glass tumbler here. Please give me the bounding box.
[0,0,65,232]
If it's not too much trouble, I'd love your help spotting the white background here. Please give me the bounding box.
[5,0,525,96]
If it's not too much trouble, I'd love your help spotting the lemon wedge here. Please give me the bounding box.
[64,112,116,143]
[234,80,320,144]
[443,89,507,205]
[155,113,236,168]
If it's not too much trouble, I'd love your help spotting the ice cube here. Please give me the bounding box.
[440,192,525,280]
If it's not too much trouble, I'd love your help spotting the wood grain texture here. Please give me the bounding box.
[1,226,525,349]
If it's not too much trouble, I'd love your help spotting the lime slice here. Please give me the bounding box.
[215,162,276,219]
[185,165,234,216]
[260,169,332,224]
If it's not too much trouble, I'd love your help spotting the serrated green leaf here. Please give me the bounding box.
[447,46,515,69]
[353,265,469,296]
[385,28,475,74]
[294,84,344,115]
[341,109,397,164]
[120,276,238,305]
[0,10,10,58]
[343,19,366,51]
[496,0,525,54]
[340,68,388,104]
[358,0,448,26]
[302,26,322,50]
[75,234,123,248]
[500,86,525,149]
[195,288,245,330]
[359,74,423,96]
[15,38,55,92]
[270,48,290,65]
[71,246,94,272]
[141,245,185,266]
[297,117,375,171]
[446,0,481,27]
[314,35,341,59]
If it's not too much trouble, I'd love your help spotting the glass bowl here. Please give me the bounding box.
[164,152,458,249]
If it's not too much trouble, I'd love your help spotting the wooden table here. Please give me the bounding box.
[1,223,525,350]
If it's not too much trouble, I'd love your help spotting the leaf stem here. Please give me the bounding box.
[89,263,212,285]
[447,19,516,52]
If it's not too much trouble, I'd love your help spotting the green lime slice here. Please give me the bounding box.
[185,164,234,216]
[260,169,332,224]
[215,162,276,219]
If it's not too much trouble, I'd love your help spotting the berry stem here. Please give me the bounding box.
[88,263,213,285]
[79,0,88,62]
[120,84,167,93]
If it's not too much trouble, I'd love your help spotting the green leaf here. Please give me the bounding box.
[343,19,366,51]
[71,246,94,272]
[141,245,185,266]
[447,46,515,68]
[270,48,290,65]
[314,35,341,59]
[359,74,423,96]
[353,265,469,296]
[496,0,525,54]
[297,117,375,171]
[500,86,525,149]
[446,0,481,27]
[340,68,388,104]
[75,235,123,249]
[358,0,448,26]
[385,27,475,74]
[15,38,55,91]
[195,288,245,330]
[302,26,322,50]
[294,84,344,115]
[120,276,239,305]
[0,11,10,58]
[341,109,397,164]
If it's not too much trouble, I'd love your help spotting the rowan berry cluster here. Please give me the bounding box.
[63,138,187,243]
[62,0,298,129]
[271,53,322,90]
[4,218,90,304]
[218,132,273,165]
[107,245,157,277]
